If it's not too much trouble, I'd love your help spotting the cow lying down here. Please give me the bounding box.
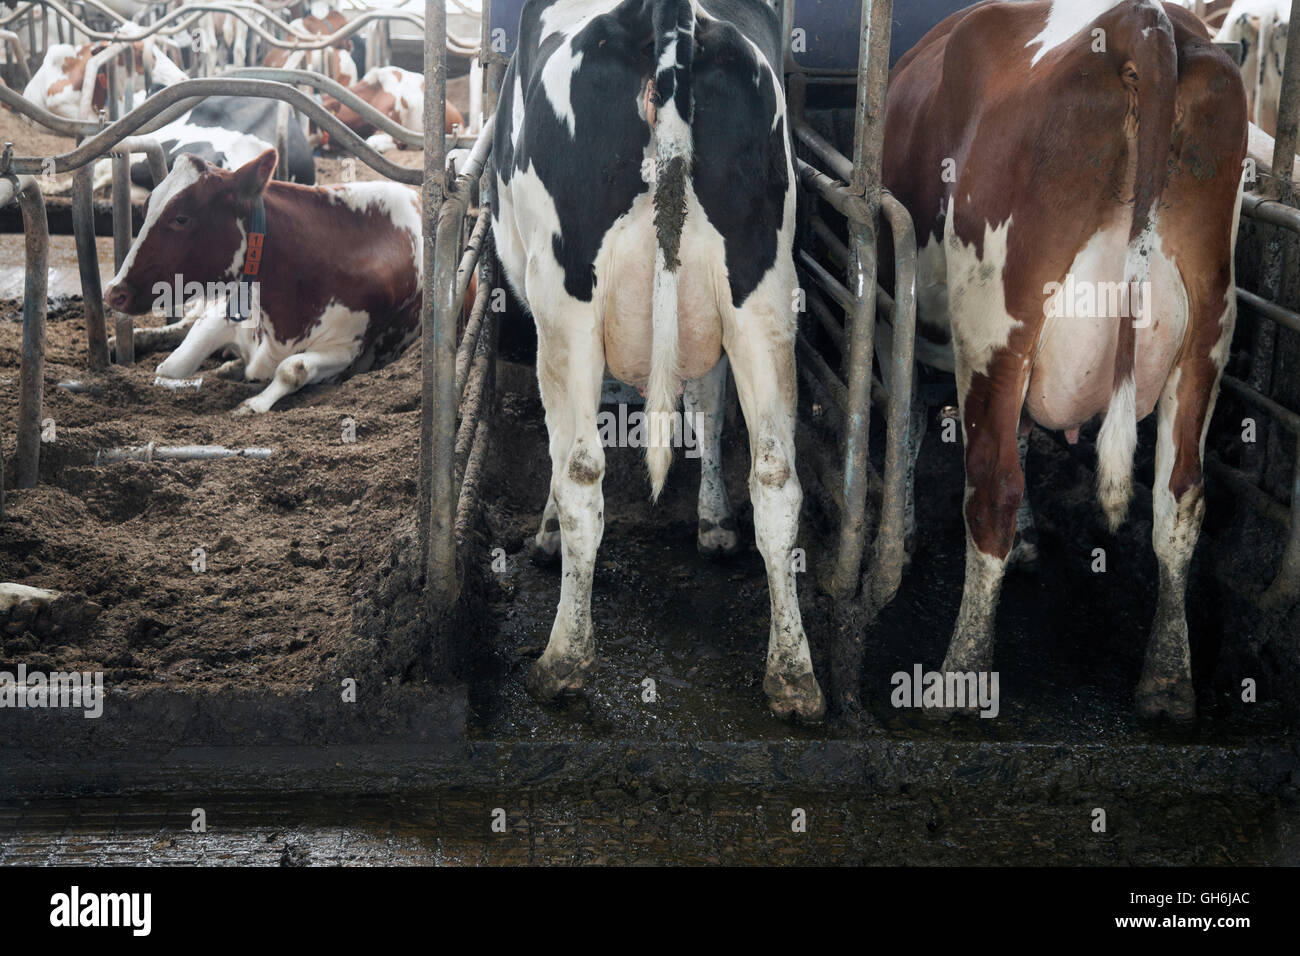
[104,150,422,414]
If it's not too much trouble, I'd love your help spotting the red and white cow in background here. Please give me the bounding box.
[319,66,466,145]
[104,150,422,414]
[885,0,1247,721]
[264,11,359,86]
[23,40,188,121]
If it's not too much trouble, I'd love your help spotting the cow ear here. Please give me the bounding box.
[234,149,277,201]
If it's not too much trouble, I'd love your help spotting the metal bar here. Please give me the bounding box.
[1263,442,1300,605]
[1268,0,1300,196]
[455,206,490,307]
[1242,192,1300,232]
[1239,287,1300,336]
[850,0,892,202]
[798,250,855,313]
[421,0,456,612]
[795,119,854,184]
[6,176,48,492]
[870,193,918,608]
[275,101,290,180]
[796,333,848,413]
[115,136,169,187]
[805,286,846,355]
[1220,374,1300,436]
[455,275,491,404]
[454,417,490,542]
[455,330,492,477]
[5,78,421,184]
[111,148,134,364]
[72,162,109,370]
[1207,456,1290,526]
[111,149,131,270]
[809,214,850,270]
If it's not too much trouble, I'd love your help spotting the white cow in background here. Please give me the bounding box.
[1216,0,1289,136]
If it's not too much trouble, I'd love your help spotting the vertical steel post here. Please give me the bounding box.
[1270,0,1300,195]
[72,161,110,370]
[830,0,893,598]
[112,148,134,364]
[11,175,48,491]
[422,0,456,611]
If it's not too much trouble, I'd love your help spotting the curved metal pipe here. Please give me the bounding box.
[5,77,421,184]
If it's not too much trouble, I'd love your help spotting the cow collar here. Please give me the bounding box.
[227,197,267,322]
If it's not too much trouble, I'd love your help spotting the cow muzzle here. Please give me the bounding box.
[105,281,140,314]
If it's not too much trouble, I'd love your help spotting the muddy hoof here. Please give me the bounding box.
[526,654,596,701]
[764,671,826,723]
[919,702,979,722]
[1136,676,1196,723]
[697,519,741,561]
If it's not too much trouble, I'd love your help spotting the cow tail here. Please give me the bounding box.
[1097,2,1178,533]
[646,0,695,502]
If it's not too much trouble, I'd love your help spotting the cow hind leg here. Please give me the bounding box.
[529,493,562,567]
[684,355,739,558]
[940,378,1027,705]
[1138,370,1209,723]
[233,349,352,415]
[725,300,824,722]
[1006,422,1040,570]
[526,305,605,700]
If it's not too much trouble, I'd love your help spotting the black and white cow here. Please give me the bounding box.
[494,0,821,719]
[130,96,317,187]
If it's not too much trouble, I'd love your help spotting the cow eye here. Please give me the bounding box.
[173,214,191,227]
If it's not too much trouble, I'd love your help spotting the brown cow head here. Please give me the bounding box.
[105,150,277,315]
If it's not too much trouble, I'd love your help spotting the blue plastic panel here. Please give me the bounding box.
[791,0,974,71]
[486,0,974,69]
[488,0,529,57]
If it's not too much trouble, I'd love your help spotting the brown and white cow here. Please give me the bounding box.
[23,40,188,121]
[264,12,359,86]
[885,0,1248,720]
[320,66,463,142]
[104,150,422,414]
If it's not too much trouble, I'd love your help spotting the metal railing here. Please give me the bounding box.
[1212,192,1300,606]
[782,0,918,610]
[0,173,48,514]
[1202,0,1300,607]
[421,0,501,616]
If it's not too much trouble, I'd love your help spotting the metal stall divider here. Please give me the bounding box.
[0,170,49,512]
[420,0,502,676]
[1208,0,1300,607]
[782,0,919,612]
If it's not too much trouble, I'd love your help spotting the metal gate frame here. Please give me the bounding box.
[781,0,918,610]
[421,0,501,620]
[1205,0,1300,606]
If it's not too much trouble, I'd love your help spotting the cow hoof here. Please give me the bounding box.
[764,671,826,723]
[1136,677,1196,723]
[231,401,265,417]
[526,654,596,701]
[697,519,740,560]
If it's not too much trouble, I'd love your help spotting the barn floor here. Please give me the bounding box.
[1,255,1298,861]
